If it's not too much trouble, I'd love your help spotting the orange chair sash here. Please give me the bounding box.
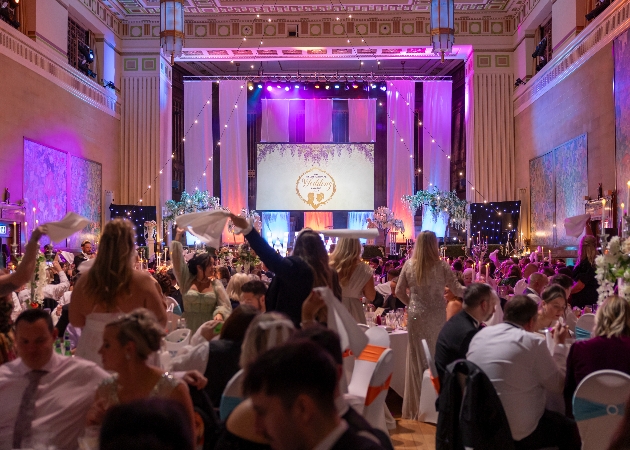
[430,374,440,394]
[365,373,393,406]
[342,349,353,358]
[357,344,387,362]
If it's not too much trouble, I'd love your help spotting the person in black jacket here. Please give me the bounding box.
[434,283,497,384]
[229,214,340,327]
[243,341,385,450]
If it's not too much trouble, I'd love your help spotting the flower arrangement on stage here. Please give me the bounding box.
[228,209,262,235]
[595,236,630,302]
[401,188,470,230]
[373,207,395,230]
[163,190,222,225]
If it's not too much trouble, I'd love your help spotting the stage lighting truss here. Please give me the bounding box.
[184,73,451,83]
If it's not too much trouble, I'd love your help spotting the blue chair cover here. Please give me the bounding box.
[573,397,625,421]
[219,395,243,421]
[575,326,591,341]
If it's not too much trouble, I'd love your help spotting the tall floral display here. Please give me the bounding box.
[372,207,405,252]
[401,187,470,230]
[595,236,630,302]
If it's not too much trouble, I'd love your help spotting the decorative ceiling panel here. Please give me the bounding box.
[106,0,523,15]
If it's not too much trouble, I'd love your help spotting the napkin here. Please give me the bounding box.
[175,210,230,249]
[314,229,379,239]
[43,212,90,243]
[315,286,368,358]
[564,213,590,238]
[60,251,75,264]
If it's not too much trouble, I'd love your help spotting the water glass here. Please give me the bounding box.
[178,317,187,329]
[365,311,376,327]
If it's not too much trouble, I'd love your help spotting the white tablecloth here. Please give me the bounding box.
[388,329,408,397]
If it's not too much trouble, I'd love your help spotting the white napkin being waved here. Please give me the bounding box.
[564,213,591,238]
[43,212,90,243]
[175,210,230,249]
[315,286,368,358]
[314,229,380,239]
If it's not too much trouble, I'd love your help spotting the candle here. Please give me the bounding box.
[623,203,626,216]
[485,263,489,277]
[24,221,27,241]
[548,250,551,261]
[626,181,630,216]
[12,222,16,245]
[32,207,36,227]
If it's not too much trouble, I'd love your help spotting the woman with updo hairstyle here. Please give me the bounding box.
[535,284,567,331]
[564,295,630,416]
[229,214,341,328]
[71,219,167,366]
[87,308,195,429]
[171,229,232,334]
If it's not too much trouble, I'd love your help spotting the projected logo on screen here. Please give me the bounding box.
[295,168,337,210]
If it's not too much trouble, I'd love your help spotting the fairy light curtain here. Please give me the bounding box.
[386,81,415,241]
[183,81,213,193]
[220,81,248,243]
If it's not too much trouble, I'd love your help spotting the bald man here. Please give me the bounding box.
[524,273,548,302]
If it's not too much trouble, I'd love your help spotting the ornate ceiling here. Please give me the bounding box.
[104,0,523,16]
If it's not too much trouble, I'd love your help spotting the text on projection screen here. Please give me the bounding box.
[256,143,374,211]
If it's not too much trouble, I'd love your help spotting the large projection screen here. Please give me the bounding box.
[256,143,374,211]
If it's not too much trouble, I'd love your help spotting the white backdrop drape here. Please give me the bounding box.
[422,81,452,237]
[220,81,248,243]
[348,211,374,244]
[387,81,415,241]
[261,99,290,142]
[348,99,376,142]
[184,81,213,193]
[305,99,333,142]
[262,211,290,242]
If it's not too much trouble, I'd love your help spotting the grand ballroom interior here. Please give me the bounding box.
[2,0,630,448]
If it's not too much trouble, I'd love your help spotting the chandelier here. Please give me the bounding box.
[430,0,454,62]
[160,0,184,65]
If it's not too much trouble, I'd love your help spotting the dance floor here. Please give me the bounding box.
[387,389,436,449]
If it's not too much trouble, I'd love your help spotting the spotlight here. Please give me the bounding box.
[284,86,290,91]
[258,84,263,89]
[248,85,254,91]
[352,84,358,89]
[78,42,96,78]
[531,36,547,58]
[267,86,273,91]
[514,78,526,87]
[371,84,377,89]
[276,85,281,89]
[344,84,350,91]
[314,84,320,89]
[334,84,340,89]
[379,83,387,92]
[295,84,300,89]
[325,85,330,90]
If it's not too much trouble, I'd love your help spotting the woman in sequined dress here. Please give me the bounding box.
[396,231,465,420]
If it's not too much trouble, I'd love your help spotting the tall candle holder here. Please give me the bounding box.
[624,216,630,239]
[599,232,610,253]
[471,240,488,278]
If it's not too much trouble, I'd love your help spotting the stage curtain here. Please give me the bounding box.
[348,211,374,244]
[305,99,333,142]
[387,81,415,241]
[348,99,376,142]
[304,212,333,231]
[220,81,248,243]
[262,212,290,244]
[184,81,213,193]
[261,99,290,142]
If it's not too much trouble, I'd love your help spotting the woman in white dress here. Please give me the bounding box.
[329,238,376,324]
[70,219,167,366]
[395,231,464,420]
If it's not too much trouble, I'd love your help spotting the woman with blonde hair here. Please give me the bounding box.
[395,231,464,420]
[70,219,167,366]
[329,238,376,324]
[564,295,630,416]
[570,226,598,308]
[87,309,195,429]
[226,273,252,310]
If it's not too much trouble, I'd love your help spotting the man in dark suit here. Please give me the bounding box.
[243,341,386,450]
[434,283,498,384]
[73,240,93,270]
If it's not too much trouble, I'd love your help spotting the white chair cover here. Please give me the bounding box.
[365,326,390,348]
[418,339,439,424]
[220,369,245,420]
[575,313,596,340]
[573,370,630,450]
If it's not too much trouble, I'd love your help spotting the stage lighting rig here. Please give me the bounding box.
[78,42,96,78]
[0,0,20,29]
[531,36,547,58]
[514,78,527,87]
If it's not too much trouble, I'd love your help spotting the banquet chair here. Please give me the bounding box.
[575,313,596,340]
[418,339,439,424]
[365,326,390,348]
[572,369,630,450]
[219,369,245,420]
[346,344,394,433]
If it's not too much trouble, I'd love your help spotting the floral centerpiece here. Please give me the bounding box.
[595,236,630,302]
[233,242,260,273]
[27,253,48,309]
[217,246,235,267]
[144,220,157,241]
[401,187,470,230]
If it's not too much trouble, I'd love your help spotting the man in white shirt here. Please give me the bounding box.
[0,309,108,450]
[243,341,385,450]
[467,295,580,450]
[17,257,70,306]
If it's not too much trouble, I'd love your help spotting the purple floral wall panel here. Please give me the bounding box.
[68,156,102,248]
